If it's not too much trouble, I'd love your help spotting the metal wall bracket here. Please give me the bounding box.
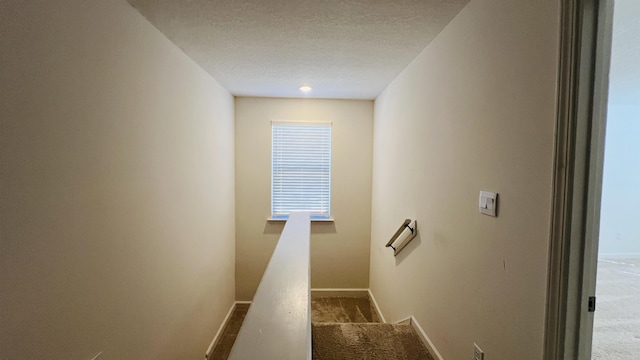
[385,219,417,256]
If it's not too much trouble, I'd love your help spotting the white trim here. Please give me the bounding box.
[271,120,332,127]
[268,217,335,222]
[396,316,412,326]
[405,316,444,360]
[543,1,613,358]
[367,289,386,324]
[311,288,369,298]
[204,301,253,360]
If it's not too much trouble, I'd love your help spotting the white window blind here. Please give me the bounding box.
[271,121,332,219]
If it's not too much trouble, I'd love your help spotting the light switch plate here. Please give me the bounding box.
[479,191,498,217]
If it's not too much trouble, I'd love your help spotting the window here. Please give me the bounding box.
[271,121,332,220]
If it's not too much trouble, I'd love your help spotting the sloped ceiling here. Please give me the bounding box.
[127,0,469,99]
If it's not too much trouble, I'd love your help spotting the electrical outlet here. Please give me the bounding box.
[474,343,484,360]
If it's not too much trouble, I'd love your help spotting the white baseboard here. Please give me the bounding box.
[404,316,444,360]
[310,288,369,298]
[204,301,253,360]
[367,289,387,324]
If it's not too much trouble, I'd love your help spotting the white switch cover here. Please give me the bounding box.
[479,191,498,217]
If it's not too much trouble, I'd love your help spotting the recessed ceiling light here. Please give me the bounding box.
[299,85,312,92]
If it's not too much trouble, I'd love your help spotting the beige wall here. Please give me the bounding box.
[235,97,373,300]
[370,0,559,359]
[0,1,235,359]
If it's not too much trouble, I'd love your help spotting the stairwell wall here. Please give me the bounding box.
[0,1,235,359]
[235,97,373,301]
[369,0,559,359]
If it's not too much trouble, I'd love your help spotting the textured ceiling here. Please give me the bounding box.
[127,0,469,99]
[609,0,640,105]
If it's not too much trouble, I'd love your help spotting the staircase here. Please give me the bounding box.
[211,216,432,359]
[311,296,434,360]
[212,296,434,360]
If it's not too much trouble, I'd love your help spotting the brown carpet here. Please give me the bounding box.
[312,323,434,360]
[211,304,250,360]
[312,296,381,323]
[311,296,433,360]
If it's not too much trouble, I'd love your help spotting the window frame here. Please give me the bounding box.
[270,120,333,221]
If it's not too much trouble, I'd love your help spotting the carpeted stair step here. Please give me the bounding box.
[311,296,381,323]
[312,323,434,360]
[210,304,250,360]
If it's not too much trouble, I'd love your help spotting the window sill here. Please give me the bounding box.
[267,217,335,223]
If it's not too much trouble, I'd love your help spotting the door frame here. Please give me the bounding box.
[544,0,614,359]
